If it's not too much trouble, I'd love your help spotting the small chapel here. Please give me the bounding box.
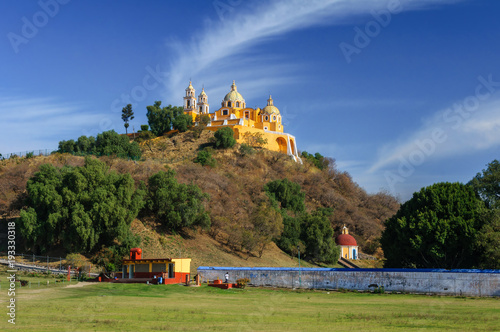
[183,81,301,162]
[335,225,359,260]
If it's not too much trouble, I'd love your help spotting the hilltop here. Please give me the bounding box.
[0,130,398,268]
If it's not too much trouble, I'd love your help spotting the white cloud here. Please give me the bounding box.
[369,95,500,173]
[0,96,101,153]
[163,0,462,101]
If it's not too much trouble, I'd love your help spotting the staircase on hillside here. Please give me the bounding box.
[338,257,360,269]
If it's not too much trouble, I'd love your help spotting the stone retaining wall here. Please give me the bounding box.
[197,267,500,297]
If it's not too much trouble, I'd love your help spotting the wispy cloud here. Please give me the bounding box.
[369,94,500,173]
[0,96,100,153]
[163,0,462,101]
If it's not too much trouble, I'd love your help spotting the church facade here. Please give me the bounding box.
[183,81,301,162]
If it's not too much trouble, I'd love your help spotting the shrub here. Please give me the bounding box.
[140,124,149,132]
[264,178,305,213]
[135,130,156,143]
[214,127,236,149]
[236,277,250,288]
[239,143,255,156]
[26,151,34,159]
[243,132,268,148]
[194,149,216,167]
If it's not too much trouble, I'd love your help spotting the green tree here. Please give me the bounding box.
[94,130,141,159]
[121,104,134,134]
[173,113,193,132]
[197,114,211,126]
[264,178,305,214]
[76,135,95,154]
[58,139,76,153]
[214,127,236,149]
[146,170,210,231]
[275,212,302,255]
[301,210,338,264]
[476,210,500,269]
[19,158,145,254]
[146,101,184,136]
[469,160,500,209]
[250,200,284,257]
[381,182,485,269]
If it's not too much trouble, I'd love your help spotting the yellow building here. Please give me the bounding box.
[183,81,301,162]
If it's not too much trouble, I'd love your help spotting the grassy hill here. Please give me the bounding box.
[0,129,397,269]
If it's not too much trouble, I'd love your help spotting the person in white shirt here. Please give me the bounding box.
[224,272,229,283]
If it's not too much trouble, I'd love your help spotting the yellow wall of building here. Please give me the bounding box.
[172,258,191,273]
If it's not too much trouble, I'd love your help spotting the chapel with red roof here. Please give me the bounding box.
[335,225,359,260]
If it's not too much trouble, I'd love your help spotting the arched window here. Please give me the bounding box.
[272,115,276,121]
[228,101,232,107]
[187,100,190,107]
[265,116,269,121]
[222,109,228,115]
[236,102,240,107]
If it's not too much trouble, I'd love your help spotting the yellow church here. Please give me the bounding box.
[183,81,301,162]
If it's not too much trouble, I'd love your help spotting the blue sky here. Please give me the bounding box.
[1,0,500,201]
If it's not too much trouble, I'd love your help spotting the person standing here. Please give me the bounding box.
[224,272,229,283]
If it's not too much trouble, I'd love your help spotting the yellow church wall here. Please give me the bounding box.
[205,124,292,154]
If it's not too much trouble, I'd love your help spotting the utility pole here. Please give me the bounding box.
[297,245,302,288]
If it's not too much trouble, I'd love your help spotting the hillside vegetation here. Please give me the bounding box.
[0,130,398,268]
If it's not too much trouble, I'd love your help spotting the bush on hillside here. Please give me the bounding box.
[194,148,216,167]
[301,151,331,170]
[264,178,305,213]
[214,127,236,149]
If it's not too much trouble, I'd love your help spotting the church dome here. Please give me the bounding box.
[262,95,280,115]
[336,225,357,246]
[223,80,245,102]
[335,234,357,246]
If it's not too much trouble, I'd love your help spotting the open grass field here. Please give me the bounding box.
[0,277,498,331]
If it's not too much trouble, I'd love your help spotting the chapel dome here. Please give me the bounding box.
[262,95,280,115]
[335,225,357,246]
[223,80,245,102]
[335,234,357,246]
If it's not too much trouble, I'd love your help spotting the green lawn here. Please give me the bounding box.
[0,278,498,331]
